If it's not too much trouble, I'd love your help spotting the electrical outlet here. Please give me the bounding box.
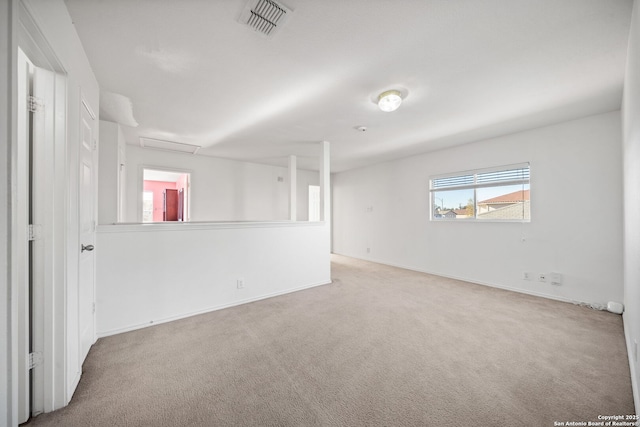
[237,278,245,289]
[538,273,547,283]
[550,272,563,286]
[366,247,370,253]
[523,272,531,280]
[634,340,638,363]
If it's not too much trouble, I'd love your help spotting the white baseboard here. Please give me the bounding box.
[333,252,607,310]
[623,311,640,414]
[96,279,332,338]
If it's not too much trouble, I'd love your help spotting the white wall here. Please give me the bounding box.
[297,169,320,222]
[333,111,623,307]
[121,146,319,223]
[623,0,640,411]
[95,222,331,336]
[98,120,124,224]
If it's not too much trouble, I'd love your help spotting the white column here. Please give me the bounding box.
[288,155,297,221]
[319,141,330,223]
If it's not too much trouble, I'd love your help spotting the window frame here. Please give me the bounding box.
[429,162,530,223]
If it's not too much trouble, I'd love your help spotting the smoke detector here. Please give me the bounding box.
[239,0,291,38]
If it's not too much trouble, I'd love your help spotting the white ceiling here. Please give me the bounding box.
[64,0,633,172]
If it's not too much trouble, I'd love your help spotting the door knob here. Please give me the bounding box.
[81,244,95,252]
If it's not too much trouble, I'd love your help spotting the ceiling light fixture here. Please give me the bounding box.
[377,90,403,112]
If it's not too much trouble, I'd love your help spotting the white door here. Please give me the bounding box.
[79,99,97,364]
[17,54,57,420]
[16,49,33,425]
[30,64,56,417]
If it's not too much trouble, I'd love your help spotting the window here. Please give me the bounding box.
[430,163,530,221]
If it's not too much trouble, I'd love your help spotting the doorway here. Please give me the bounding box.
[15,3,99,419]
[141,168,191,222]
[16,45,71,421]
[309,185,320,221]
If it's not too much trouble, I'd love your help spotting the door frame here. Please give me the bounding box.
[14,0,70,416]
[138,165,192,222]
[15,46,32,425]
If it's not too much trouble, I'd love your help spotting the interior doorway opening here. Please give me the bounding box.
[16,40,72,420]
[142,168,191,222]
[309,185,320,222]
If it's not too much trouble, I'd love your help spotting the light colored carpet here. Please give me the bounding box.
[26,255,634,426]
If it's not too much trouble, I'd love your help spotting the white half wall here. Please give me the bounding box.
[95,222,331,336]
[623,0,640,411]
[333,111,623,307]
[120,146,319,223]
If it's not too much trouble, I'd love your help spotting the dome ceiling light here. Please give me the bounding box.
[377,90,403,112]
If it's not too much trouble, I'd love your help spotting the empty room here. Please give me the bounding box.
[1,0,639,426]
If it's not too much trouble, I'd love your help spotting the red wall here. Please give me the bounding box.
[143,180,176,222]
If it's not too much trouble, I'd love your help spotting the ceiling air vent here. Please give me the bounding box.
[139,137,200,155]
[239,0,291,38]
